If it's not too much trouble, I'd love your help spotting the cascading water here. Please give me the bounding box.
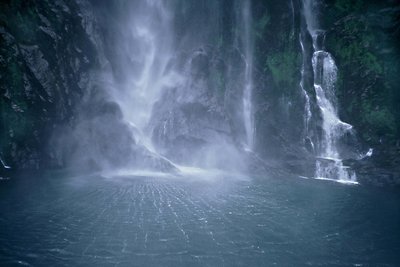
[94,0,257,173]
[109,1,181,151]
[303,0,357,183]
[299,34,313,148]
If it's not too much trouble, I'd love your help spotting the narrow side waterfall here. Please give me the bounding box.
[236,0,254,150]
[303,0,357,183]
[299,34,312,146]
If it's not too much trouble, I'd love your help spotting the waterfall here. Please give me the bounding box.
[234,0,254,151]
[109,1,181,151]
[97,0,251,172]
[303,0,357,183]
[299,34,312,142]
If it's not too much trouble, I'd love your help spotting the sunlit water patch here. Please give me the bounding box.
[0,172,399,266]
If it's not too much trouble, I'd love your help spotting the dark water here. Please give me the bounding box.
[0,171,399,266]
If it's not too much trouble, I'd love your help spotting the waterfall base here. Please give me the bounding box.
[315,157,357,184]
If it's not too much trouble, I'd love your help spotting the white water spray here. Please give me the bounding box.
[101,0,251,174]
[110,1,181,150]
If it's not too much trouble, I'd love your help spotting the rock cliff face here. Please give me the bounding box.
[1,0,399,185]
[251,1,320,174]
[0,0,97,169]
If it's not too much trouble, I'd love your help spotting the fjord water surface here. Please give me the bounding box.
[0,173,399,266]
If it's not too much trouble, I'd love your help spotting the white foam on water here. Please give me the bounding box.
[315,176,359,185]
[176,165,248,181]
[102,169,175,180]
[100,165,248,183]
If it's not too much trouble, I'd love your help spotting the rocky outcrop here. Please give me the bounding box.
[344,145,400,186]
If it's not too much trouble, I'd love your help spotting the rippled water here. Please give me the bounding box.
[0,171,399,266]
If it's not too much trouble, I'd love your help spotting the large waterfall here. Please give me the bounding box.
[303,0,357,183]
[109,1,178,151]
[96,0,256,173]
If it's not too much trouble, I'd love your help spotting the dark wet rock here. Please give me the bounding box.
[0,0,97,169]
[344,145,400,187]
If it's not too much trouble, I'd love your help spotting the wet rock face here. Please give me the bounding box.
[344,145,400,187]
[0,0,97,169]
[251,0,314,161]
